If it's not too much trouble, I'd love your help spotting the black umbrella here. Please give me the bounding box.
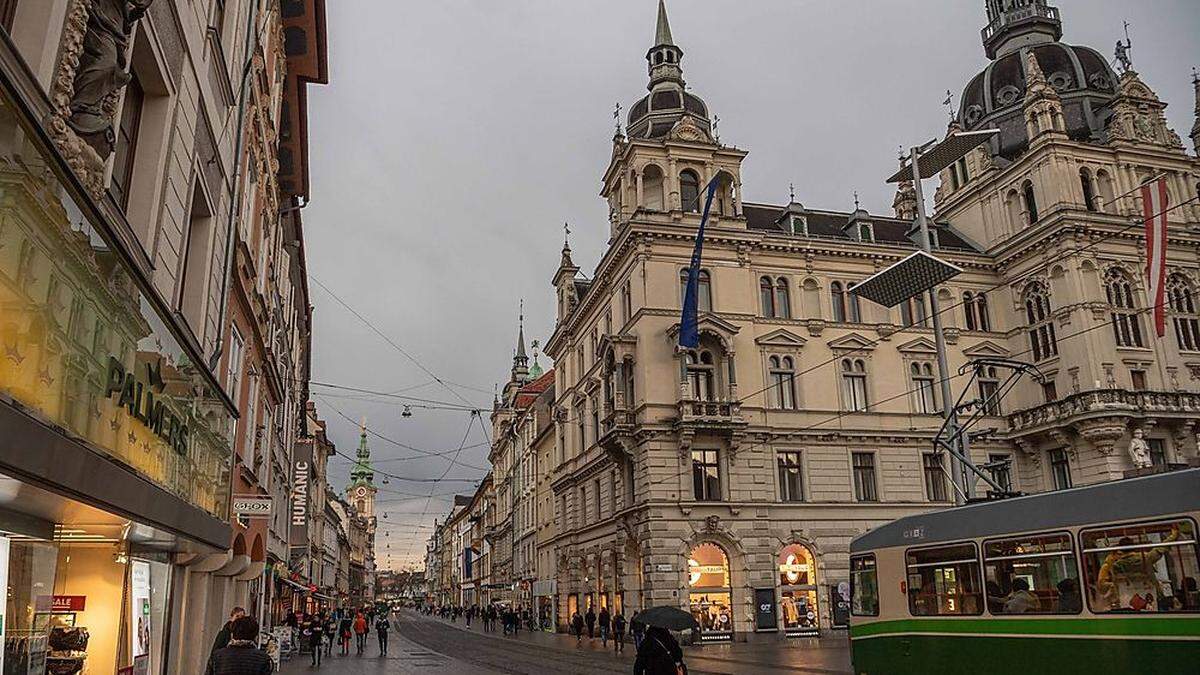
[636,605,698,631]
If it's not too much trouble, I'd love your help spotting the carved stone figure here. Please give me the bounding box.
[1127,428,1152,469]
[1114,40,1132,73]
[67,0,154,157]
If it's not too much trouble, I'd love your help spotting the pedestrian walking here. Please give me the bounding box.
[353,611,368,655]
[630,611,646,652]
[633,625,686,675]
[324,614,337,657]
[571,611,584,644]
[205,616,271,675]
[302,612,324,667]
[585,606,596,639]
[375,613,390,656]
[612,611,627,654]
[209,606,246,661]
[598,606,611,647]
[338,614,352,655]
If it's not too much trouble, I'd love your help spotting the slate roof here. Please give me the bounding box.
[742,203,979,253]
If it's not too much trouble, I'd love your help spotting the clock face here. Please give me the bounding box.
[357,487,368,498]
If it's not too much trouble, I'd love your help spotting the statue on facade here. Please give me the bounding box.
[1127,428,1152,469]
[68,0,154,157]
[1114,40,1132,74]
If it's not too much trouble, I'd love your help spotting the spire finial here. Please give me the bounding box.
[944,89,955,123]
[789,182,795,203]
[613,102,623,134]
[712,113,720,143]
[853,191,860,210]
[360,416,367,436]
[563,222,571,248]
[655,0,674,46]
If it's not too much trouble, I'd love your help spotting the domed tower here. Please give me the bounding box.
[625,0,713,141]
[960,0,1118,159]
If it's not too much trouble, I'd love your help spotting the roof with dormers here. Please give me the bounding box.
[742,203,979,252]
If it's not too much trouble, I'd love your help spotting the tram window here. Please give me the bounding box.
[850,554,879,616]
[905,543,983,616]
[1081,519,1200,614]
[983,533,1081,614]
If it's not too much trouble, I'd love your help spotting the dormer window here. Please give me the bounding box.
[790,216,807,235]
[858,222,873,242]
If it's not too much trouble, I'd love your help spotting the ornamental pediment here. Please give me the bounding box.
[755,328,807,349]
[666,314,741,340]
[962,340,1011,358]
[826,332,875,352]
[896,336,937,354]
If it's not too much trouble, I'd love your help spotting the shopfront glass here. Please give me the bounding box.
[687,543,732,641]
[0,524,171,674]
[0,82,234,520]
[778,544,819,635]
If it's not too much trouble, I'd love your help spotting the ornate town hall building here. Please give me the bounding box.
[533,0,1200,641]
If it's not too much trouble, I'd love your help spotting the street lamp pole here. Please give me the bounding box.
[908,145,971,504]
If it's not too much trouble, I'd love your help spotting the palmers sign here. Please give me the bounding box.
[106,357,189,455]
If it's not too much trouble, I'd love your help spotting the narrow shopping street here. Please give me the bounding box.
[279,611,852,675]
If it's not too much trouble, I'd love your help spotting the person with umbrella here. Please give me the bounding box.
[633,606,694,675]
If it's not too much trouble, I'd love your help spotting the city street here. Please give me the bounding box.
[280,611,852,674]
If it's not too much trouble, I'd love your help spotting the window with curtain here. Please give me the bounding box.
[685,350,717,401]
[1104,268,1144,348]
[841,358,868,412]
[775,277,791,319]
[679,269,712,312]
[777,451,803,502]
[977,366,1001,416]
[1167,274,1200,351]
[691,449,721,501]
[760,276,776,317]
[831,281,846,322]
[768,356,796,409]
[910,362,937,414]
[901,295,928,328]
[923,453,948,501]
[1049,449,1071,490]
[987,454,1012,492]
[846,283,862,322]
[852,452,877,502]
[963,291,989,331]
[1023,282,1058,361]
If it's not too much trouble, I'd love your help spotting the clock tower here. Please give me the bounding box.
[346,418,377,528]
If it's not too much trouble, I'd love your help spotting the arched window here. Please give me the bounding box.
[841,358,868,412]
[1104,268,1143,348]
[846,282,862,322]
[769,356,796,410]
[777,544,820,634]
[680,268,712,312]
[680,170,701,213]
[1095,169,1115,212]
[687,543,732,638]
[775,278,791,319]
[1023,282,1058,361]
[963,291,978,330]
[1022,180,1039,224]
[643,164,665,211]
[1167,274,1200,351]
[685,349,717,401]
[910,362,937,414]
[1080,168,1097,212]
[760,276,776,317]
[976,292,990,331]
[977,365,1001,416]
[900,294,927,328]
[830,281,846,322]
[1005,189,1022,229]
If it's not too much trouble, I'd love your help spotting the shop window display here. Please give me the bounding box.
[778,544,819,635]
[687,543,732,641]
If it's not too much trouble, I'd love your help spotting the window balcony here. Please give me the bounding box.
[1008,389,1200,435]
[674,398,747,451]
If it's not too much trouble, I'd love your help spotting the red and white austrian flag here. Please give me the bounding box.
[1141,177,1169,337]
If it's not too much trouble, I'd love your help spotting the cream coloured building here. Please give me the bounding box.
[536,0,1200,642]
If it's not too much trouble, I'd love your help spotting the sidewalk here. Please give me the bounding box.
[408,611,852,674]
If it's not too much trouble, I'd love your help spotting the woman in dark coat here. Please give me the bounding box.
[633,625,686,675]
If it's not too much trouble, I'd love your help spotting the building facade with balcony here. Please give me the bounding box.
[538,0,1200,642]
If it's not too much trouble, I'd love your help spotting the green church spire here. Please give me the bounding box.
[349,417,375,487]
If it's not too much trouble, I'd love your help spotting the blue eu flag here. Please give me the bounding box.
[679,178,720,349]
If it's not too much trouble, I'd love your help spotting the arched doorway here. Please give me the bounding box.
[687,542,733,642]
[778,544,819,636]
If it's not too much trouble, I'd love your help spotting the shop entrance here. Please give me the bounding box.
[778,544,819,636]
[687,543,732,642]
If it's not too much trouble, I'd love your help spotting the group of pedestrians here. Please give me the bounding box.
[567,606,640,654]
[205,604,394,673]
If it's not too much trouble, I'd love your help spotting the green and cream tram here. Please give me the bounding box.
[848,468,1200,674]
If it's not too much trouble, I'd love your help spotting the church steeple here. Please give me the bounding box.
[349,417,375,487]
[1190,68,1200,155]
[511,301,529,383]
[647,0,684,91]
[981,0,1062,59]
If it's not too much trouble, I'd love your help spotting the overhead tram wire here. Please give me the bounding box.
[316,395,490,472]
[397,413,482,561]
[309,274,484,408]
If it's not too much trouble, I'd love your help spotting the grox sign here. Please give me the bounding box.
[106,356,189,455]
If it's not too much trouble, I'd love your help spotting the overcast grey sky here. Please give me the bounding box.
[302,0,1200,569]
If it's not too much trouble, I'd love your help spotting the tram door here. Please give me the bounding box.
[778,544,819,636]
